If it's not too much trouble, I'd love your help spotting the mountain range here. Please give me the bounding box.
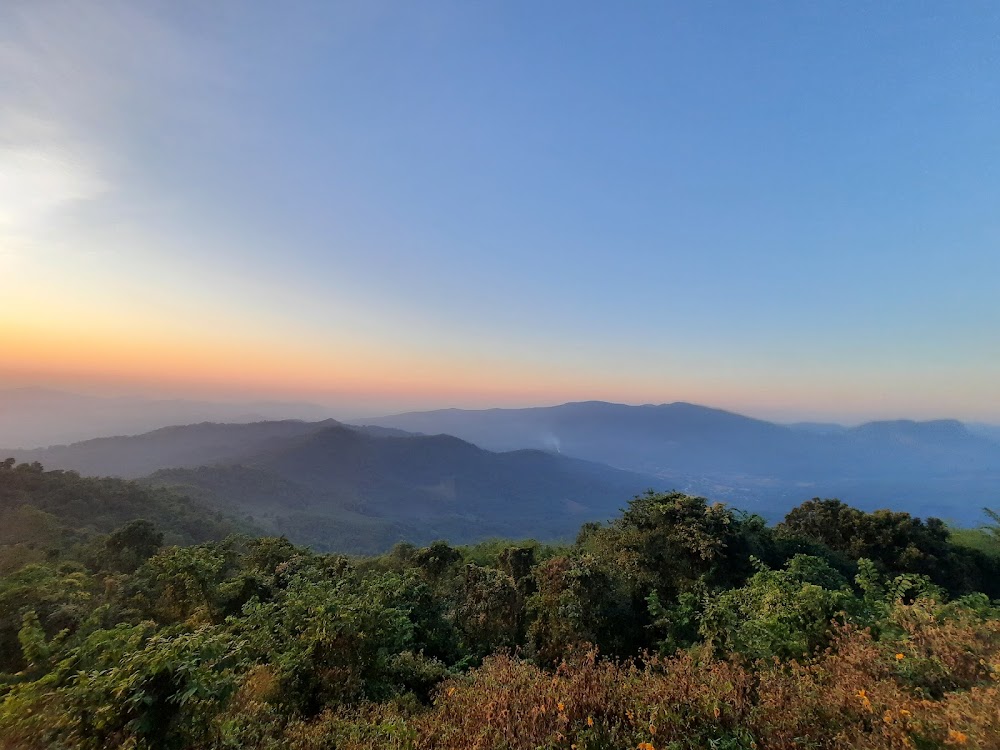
[360,401,1000,523]
[2,418,656,554]
[4,398,999,552]
[359,402,1000,474]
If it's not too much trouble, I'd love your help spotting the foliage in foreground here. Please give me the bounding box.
[1,460,1000,750]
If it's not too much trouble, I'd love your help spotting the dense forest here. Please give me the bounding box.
[2,460,999,749]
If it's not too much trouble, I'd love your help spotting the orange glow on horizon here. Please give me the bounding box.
[4,316,998,422]
[0,317,671,408]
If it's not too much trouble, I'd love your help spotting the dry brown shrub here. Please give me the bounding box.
[208,601,1000,750]
[892,599,1000,694]
[402,604,1000,750]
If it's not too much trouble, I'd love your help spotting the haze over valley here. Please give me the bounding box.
[6,390,999,553]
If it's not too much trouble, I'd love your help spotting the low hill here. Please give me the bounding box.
[0,459,259,572]
[4,419,341,478]
[5,421,659,553]
[145,424,658,551]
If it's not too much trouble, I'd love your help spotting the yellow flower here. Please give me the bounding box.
[900,709,911,717]
[638,744,656,750]
[587,716,594,727]
[947,729,969,745]
[895,653,905,661]
[558,702,565,712]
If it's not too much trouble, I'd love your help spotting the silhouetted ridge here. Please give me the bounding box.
[361,401,1000,523]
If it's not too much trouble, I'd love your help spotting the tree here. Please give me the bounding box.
[97,519,163,573]
[699,555,860,660]
[454,564,522,654]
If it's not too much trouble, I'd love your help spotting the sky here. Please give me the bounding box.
[1,1,999,422]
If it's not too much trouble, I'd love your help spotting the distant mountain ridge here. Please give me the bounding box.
[969,423,1000,444]
[360,401,1000,476]
[0,387,335,448]
[360,401,1000,523]
[4,398,1000,540]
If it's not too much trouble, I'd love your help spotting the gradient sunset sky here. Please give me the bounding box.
[2,1,998,422]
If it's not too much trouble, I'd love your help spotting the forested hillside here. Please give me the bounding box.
[0,459,256,574]
[1,457,999,750]
[5,424,658,552]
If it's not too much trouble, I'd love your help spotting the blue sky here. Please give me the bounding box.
[1,1,998,421]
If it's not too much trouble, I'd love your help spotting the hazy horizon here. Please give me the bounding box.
[3,3,999,422]
[3,384,999,432]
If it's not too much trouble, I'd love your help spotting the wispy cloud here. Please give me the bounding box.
[0,141,107,269]
[0,130,108,223]
[0,1,218,264]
